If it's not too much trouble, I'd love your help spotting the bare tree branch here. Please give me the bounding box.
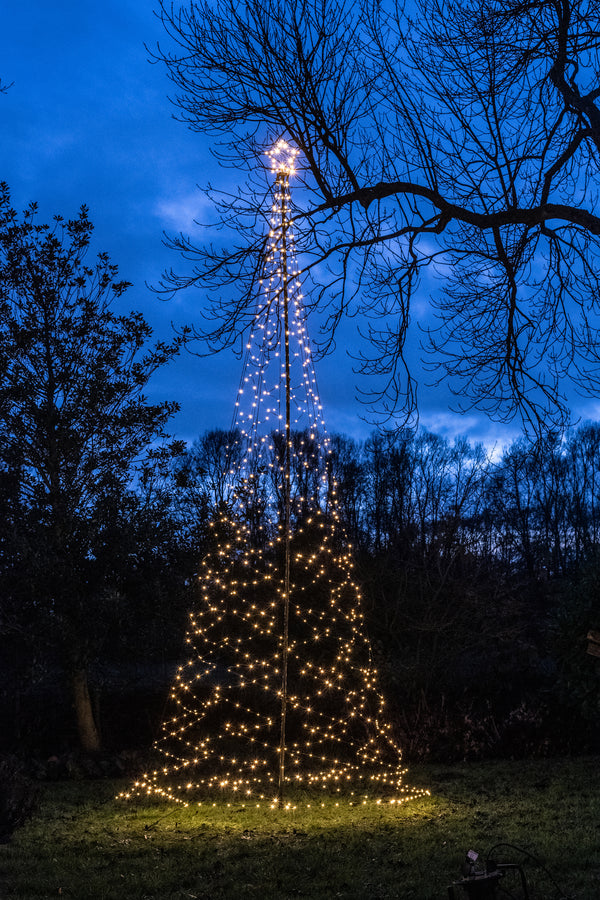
[152,0,600,434]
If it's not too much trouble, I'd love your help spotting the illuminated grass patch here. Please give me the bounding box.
[3,758,600,899]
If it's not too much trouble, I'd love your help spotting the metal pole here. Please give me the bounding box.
[277,169,292,807]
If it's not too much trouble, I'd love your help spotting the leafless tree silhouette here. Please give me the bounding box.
[153,0,600,433]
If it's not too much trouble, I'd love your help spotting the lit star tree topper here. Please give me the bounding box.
[266,138,299,176]
[119,140,426,810]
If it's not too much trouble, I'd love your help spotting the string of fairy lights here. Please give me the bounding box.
[229,140,330,531]
[119,140,427,809]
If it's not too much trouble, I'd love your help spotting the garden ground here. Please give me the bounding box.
[1,757,599,899]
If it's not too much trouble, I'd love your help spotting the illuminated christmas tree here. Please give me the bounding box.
[121,141,422,808]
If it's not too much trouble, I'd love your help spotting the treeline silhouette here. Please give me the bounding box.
[2,424,599,762]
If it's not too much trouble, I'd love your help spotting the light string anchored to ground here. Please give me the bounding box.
[119,140,427,810]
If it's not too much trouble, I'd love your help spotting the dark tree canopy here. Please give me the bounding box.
[0,183,180,510]
[153,0,600,433]
[0,183,182,750]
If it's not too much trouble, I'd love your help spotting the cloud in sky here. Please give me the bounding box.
[155,191,219,232]
[2,1,590,449]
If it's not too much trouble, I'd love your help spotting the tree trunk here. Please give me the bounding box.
[71,667,101,752]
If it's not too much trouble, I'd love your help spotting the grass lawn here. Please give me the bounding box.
[1,757,599,899]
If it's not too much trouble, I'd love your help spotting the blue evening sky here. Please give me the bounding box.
[1,1,570,451]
